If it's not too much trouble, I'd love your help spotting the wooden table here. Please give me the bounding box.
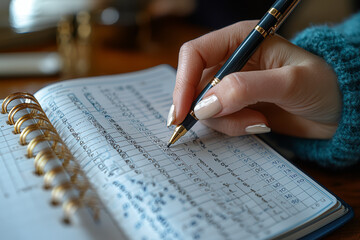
[0,17,358,239]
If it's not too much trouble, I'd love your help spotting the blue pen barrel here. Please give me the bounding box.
[214,30,265,80]
[214,6,281,80]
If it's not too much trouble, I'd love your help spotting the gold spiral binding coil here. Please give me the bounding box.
[53,143,72,156]
[34,149,58,175]
[85,197,100,221]
[20,124,57,145]
[8,103,43,125]
[44,166,65,189]
[34,146,74,177]
[2,92,39,114]
[14,112,51,134]
[63,198,81,224]
[59,148,73,167]
[51,182,73,206]
[62,191,101,224]
[1,92,99,223]
[27,133,63,158]
[50,144,73,168]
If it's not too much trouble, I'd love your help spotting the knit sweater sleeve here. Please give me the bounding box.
[279,12,360,168]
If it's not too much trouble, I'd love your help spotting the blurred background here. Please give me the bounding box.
[0,0,359,97]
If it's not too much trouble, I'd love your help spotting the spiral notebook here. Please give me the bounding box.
[0,65,353,240]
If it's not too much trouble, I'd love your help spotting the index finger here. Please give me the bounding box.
[173,20,258,124]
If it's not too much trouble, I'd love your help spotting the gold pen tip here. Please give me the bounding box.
[167,125,187,147]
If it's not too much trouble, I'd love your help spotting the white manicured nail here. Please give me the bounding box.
[167,104,176,127]
[194,95,222,120]
[245,124,271,134]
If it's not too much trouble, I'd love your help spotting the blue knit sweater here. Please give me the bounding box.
[279,13,360,168]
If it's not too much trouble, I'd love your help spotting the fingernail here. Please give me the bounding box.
[245,124,271,134]
[167,104,176,127]
[194,95,222,120]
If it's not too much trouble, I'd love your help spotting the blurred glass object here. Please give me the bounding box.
[0,0,11,28]
[0,0,95,77]
[57,12,92,78]
[0,52,62,76]
[0,0,98,50]
[96,0,152,49]
[100,7,120,25]
[9,0,97,33]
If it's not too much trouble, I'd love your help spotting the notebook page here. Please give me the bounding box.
[0,103,124,240]
[35,65,337,240]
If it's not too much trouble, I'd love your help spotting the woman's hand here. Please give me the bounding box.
[168,20,342,139]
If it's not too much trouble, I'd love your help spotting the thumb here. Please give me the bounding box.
[194,65,300,119]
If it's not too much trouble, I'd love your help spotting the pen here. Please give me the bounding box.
[167,0,301,147]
